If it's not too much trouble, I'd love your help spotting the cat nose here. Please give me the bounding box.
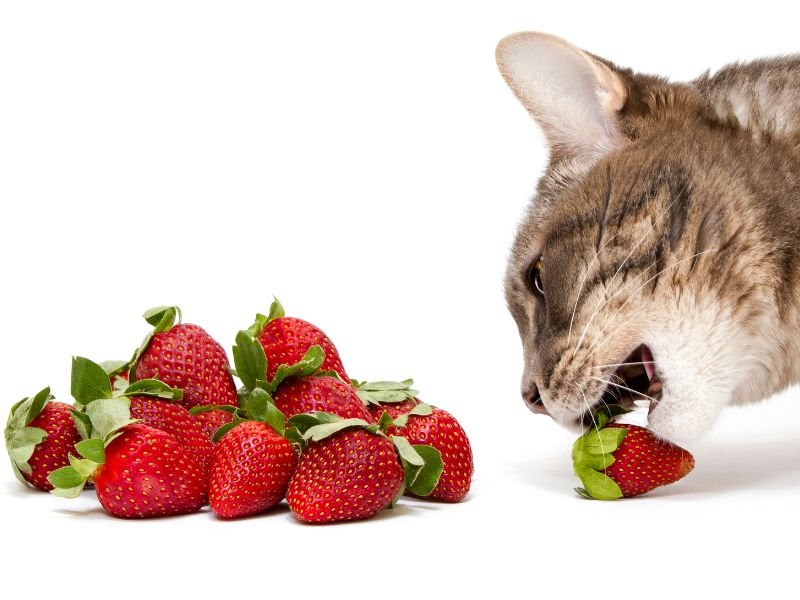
[523,384,549,415]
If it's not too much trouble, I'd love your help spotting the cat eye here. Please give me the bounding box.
[526,257,544,297]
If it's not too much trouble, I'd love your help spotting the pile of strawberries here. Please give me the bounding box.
[4,300,473,522]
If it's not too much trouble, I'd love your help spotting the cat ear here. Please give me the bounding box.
[496,32,628,163]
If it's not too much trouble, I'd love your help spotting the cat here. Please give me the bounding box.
[496,32,800,443]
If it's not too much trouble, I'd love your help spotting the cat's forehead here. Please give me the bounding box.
[517,139,702,265]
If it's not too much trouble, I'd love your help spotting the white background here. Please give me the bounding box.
[1,1,798,598]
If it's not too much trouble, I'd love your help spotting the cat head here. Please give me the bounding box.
[497,32,791,443]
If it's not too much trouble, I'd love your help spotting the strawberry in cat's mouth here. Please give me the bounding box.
[579,344,663,428]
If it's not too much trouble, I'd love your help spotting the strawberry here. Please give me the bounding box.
[285,412,444,523]
[393,408,472,503]
[209,420,297,519]
[572,409,695,499]
[50,423,207,518]
[356,379,474,503]
[49,372,208,519]
[71,356,213,476]
[94,424,206,518]
[246,298,348,382]
[205,344,302,518]
[230,329,368,420]
[130,306,238,411]
[287,428,403,523]
[274,376,372,421]
[5,388,81,491]
[128,396,213,475]
[193,408,235,441]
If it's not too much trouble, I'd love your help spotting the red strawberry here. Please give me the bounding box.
[366,398,418,422]
[49,423,207,518]
[285,412,445,523]
[247,299,348,381]
[129,396,213,475]
[287,427,403,523]
[70,356,214,477]
[231,329,366,421]
[572,416,695,499]
[356,379,473,503]
[392,407,472,503]
[209,420,297,519]
[274,376,372,422]
[193,408,235,441]
[5,388,81,491]
[132,306,238,411]
[95,424,207,518]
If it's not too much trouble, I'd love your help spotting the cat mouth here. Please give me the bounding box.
[578,344,663,428]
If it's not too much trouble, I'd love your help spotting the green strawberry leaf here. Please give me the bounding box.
[582,428,627,455]
[391,435,425,468]
[48,466,88,498]
[71,357,113,404]
[245,388,271,421]
[313,370,343,381]
[9,460,28,485]
[142,305,181,332]
[376,411,394,432]
[246,314,268,338]
[189,405,238,415]
[355,379,419,406]
[406,444,443,496]
[392,402,433,428]
[212,418,243,443]
[267,345,325,393]
[84,398,134,439]
[390,482,406,508]
[246,297,285,337]
[302,418,372,443]
[68,454,99,479]
[70,410,92,440]
[283,425,304,446]
[121,379,183,400]
[262,402,286,437]
[75,438,105,464]
[6,426,47,473]
[233,330,268,392]
[8,397,28,416]
[287,411,343,435]
[48,465,85,489]
[26,387,52,424]
[266,297,285,323]
[573,450,616,471]
[574,487,594,499]
[359,379,416,391]
[100,360,129,377]
[574,466,623,500]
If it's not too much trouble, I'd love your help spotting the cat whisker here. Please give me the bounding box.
[591,361,654,369]
[583,248,718,356]
[576,383,603,440]
[572,181,690,358]
[572,257,659,357]
[566,213,630,349]
[590,376,656,403]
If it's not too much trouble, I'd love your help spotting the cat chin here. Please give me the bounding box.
[646,391,726,444]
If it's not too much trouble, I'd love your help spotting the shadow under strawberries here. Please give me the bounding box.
[511,434,800,498]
